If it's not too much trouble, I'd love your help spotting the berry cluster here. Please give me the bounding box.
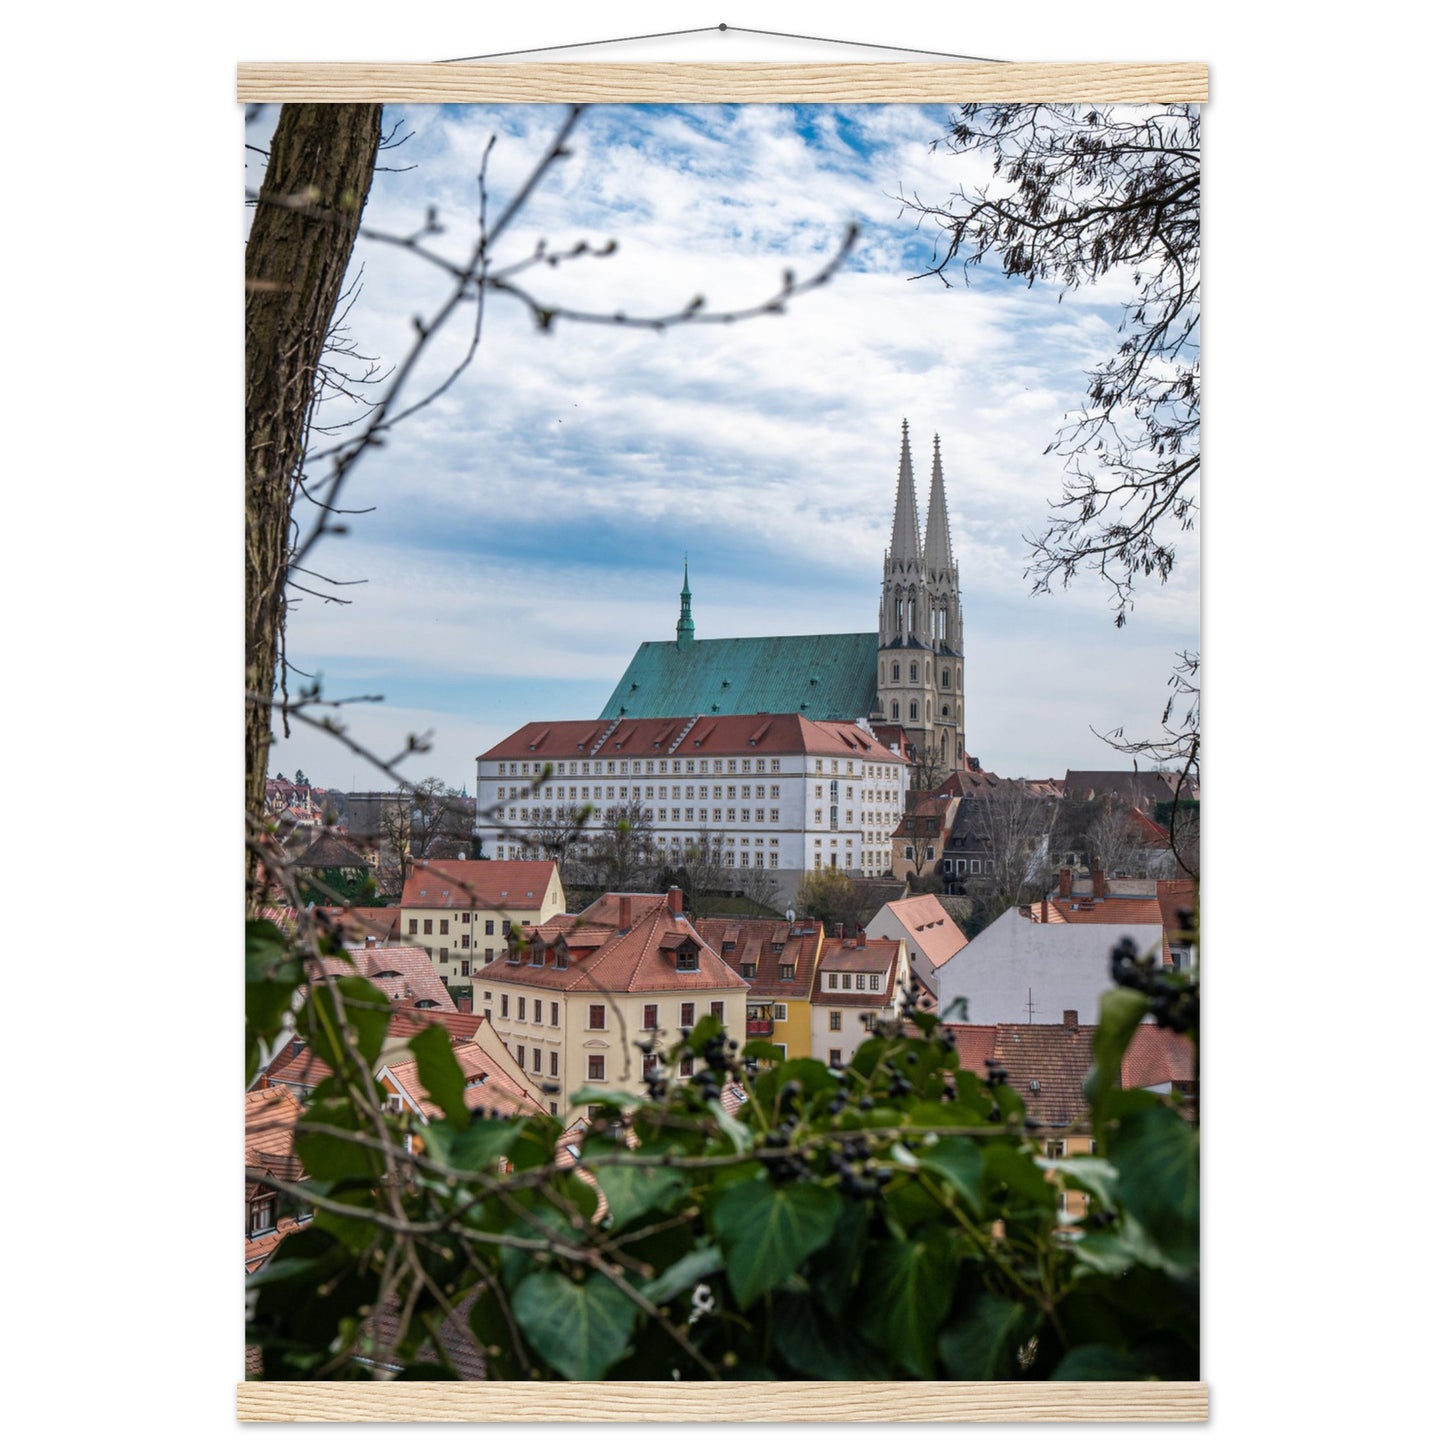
[1110,936,1199,1035]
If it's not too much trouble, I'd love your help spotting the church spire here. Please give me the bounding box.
[676,558,695,647]
[887,419,922,564]
[923,433,955,577]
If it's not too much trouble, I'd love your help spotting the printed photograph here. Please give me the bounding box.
[244,98,1200,1384]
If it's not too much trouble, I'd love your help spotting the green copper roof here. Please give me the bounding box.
[600,633,880,722]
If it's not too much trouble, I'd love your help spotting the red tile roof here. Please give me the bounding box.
[477,892,747,995]
[1034,896,1167,928]
[479,714,908,764]
[245,1084,303,1166]
[943,1022,1197,1128]
[401,859,560,912]
[1121,1026,1197,1091]
[383,1040,543,1121]
[311,943,456,1012]
[314,905,401,944]
[812,936,903,1006]
[875,895,969,973]
[693,916,825,1000]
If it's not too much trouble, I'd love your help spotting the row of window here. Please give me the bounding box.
[496,756,786,779]
[884,660,953,688]
[409,917,499,936]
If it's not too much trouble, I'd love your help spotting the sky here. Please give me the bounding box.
[250,101,1200,794]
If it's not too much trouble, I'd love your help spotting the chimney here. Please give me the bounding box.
[1063,1009,1078,1032]
[457,995,473,1015]
[365,935,376,949]
[1092,860,1106,898]
[668,885,684,917]
[837,922,845,939]
[618,895,632,933]
[1058,866,1073,898]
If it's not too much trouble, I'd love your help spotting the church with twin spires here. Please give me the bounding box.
[600,420,967,774]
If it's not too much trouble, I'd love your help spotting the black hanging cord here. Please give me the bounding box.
[439,23,1006,65]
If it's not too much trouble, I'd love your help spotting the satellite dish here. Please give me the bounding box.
[785,908,796,923]
[457,852,466,861]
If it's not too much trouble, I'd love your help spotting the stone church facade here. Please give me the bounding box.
[601,420,966,775]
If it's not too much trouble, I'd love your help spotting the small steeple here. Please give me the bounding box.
[887,419,923,564]
[923,433,955,577]
[676,557,695,647]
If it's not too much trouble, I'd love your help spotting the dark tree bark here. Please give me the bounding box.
[245,104,382,829]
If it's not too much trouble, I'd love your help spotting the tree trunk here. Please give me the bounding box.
[245,104,382,829]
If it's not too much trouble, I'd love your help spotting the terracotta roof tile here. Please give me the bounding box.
[875,895,969,973]
[402,859,560,912]
[476,893,748,996]
[693,915,824,999]
[311,944,456,1011]
[480,714,905,765]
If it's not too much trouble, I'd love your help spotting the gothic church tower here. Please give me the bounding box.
[877,420,965,772]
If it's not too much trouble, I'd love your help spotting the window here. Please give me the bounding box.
[517,996,525,1018]
[408,918,418,934]
[516,1044,525,1066]
[891,662,900,681]
[841,974,852,990]
[533,1049,542,1073]
[550,1001,559,1027]
[710,1001,724,1020]
[549,1052,559,1076]
[485,919,495,935]
[423,918,433,935]
[829,1011,842,1031]
[642,1054,658,1075]
[909,701,918,720]
[675,944,699,972]
[827,973,838,989]
[461,934,470,949]
[589,1004,606,1030]
[679,1056,694,1077]
[681,1002,696,1027]
[828,1049,842,1068]
[485,948,494,963]
[439,947,449,964]
[501,996,510,1018]
[774,1003,788,1021]
[869,974,880,990]
[439,919,449,936]
[461,959,470,977]
[780,962,795,980]
[248,1195,276,1238]
[534,998,542,1024]
[462,912,471,924]
[1045,1139,1067,1160]
[643,1004,658,1030]
[588,1055,605,1081]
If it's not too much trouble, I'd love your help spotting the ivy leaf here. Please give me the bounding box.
[1051,1343,1151,1380]
[307,974,391,1075]
[245,920,305,1082]
[938,1293,1035,1379]
[708,1099,751,1152]
[590,1164,685,1230]
[1110,1107,1199,1269]
[444,1114,523,1174]
[773,1291,890,1380]
[1049,1155,1120,1213]
[859,1232,958,1377]
[406,1026,468,1129]
[712,1177,841,1308]
[917,1137,986,1216]
[1086,987,1151,1131]
[512,1270,638,1380]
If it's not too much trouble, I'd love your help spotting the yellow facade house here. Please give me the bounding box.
[399,859,566,989]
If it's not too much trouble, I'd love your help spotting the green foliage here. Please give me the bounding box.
[247,926,1199,1383]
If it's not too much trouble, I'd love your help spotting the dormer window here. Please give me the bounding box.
[675,944,699,972]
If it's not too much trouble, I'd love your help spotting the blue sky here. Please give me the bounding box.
[250,102,1199,793]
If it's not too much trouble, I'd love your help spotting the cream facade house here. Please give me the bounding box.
[399,859,566,988]
[473,888,748,1120]
[810,932,908,1069]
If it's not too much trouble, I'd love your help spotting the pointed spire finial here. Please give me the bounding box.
[677,557,695,647]
[924,433,956,577]
[888,419,922,564]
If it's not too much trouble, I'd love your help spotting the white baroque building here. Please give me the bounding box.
[476,712,908,901]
